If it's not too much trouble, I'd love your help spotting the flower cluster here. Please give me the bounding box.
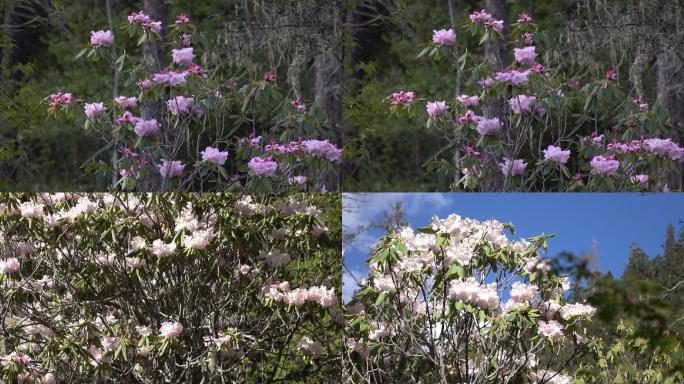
[345,212,597,382]
[0,193,340,382]
[52,9,341,192]
[388,7,684,191]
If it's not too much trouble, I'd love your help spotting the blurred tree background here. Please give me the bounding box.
[342,0,684,191]
[0,0,342,191]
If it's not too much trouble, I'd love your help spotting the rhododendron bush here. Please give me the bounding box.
[343,213,600,383]
[0,193,341,382]
[384,10,683,191]
[48,10,341,192]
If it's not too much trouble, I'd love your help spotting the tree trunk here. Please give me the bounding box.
[314,0,342,190]
[657,49,684,129]
[142,0,167,70]
[484,0,510,70]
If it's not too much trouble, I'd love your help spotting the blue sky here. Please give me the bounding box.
[343,193,684,302]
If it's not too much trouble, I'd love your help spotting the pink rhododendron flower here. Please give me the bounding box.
[290,98,307,112]
[448,278,500,309]
[0,257,20,274]
[84,102,106,118]
[42,373,56,384]
[172,47,194,66]
[153,71,189,87]
[509,282,538,303]
[133,118,159,137]
[157,159,185,178]
[517,12,532,23]
[543,145,571,164]
[511,70,531,85]
[175,13,191,25]
[90,30,114,46]
[560,303,596,319]
[19,201,44,218]
[456,95,479,107]
[458,110,481,125]
[537,320,564,340]
[499,157,527,176]
[514,46,536,65]
[391,90,416,106]
[49,92,74,108]
[248,156,278,176]
[115,96,137,109]
[128,10,161,32]
[643,138,684,161]
[200,146,229,165]
[475,117,501,135]
[432,28,456,45]
[426,101,448,117]
[263,71,276,82]
[286,287,309,306]
[606,69,618,81]
[167,96,194,115]
[297,336,322,356]
[301,139,342,162]
[632,174,649,188]
[159,321,183,339]
[181,33,192,47]
[509,95,536,114]
[523,32,534,45]
[590,155,620,175]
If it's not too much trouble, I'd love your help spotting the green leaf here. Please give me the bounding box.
[416,46,431,58]
[375,292,387,306]
[74,48,88,60]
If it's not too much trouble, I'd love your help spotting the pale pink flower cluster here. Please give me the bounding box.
[509,282,538,303]
[543,145,571,164]
[263,282,336,308]
[19,201,45,218]
[172,47,194,66]
[127,10,162,33]
[513,46,536,65]
[90,30,114,46]
[115,96,137,109]
[499,157,527,176]
[476,117,501,135]
[167,96,194,115]
[151,239,176,257]
[457,95,480,107]
[84,102,106,118]
[469,9,504,32]
[201,146,229,165]
[509,95,536,114]
[248,156,278,176]
[590,155,620,175]
[159,321,183,339]
[432,28,456,45]
[152,70,189,87]
[301,140,343,163]
[537,320,564,341]
[157,159,185,178]
[426,101,448,117]
[494,69,532,85]
[643,138,684,161]
[49,92,74,108]
[391,90,416,106]
[560,303,596,319]
[133,118,159,137]
[182,229,214,250]
[0,257,20,274]
[448,278,499,309]
[297,336,322,356]
[263,249,291,267]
